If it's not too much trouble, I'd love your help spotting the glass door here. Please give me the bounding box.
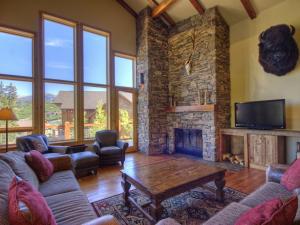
[116,90,137,151]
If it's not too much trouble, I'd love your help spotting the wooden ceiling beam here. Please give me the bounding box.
[189,0,205,15]
[151,0,177,18]
[240,0,257,19]
[148,0,176,27]
[116,0,138,18]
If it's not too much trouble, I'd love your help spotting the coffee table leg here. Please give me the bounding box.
[150,199,163,222]
[215,173,225,202]
[121,173,131,207]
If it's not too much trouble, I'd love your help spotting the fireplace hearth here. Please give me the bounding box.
[174,128,203,158]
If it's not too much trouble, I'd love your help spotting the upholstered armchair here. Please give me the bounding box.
[93,130,128,166]
[16,134,68,155]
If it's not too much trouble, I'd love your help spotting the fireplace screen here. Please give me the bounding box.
[174,128,203,158]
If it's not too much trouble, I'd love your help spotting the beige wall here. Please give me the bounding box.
[230,0,300,163]
[0,0,136,55]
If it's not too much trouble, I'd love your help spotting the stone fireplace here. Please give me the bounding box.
[136,7,230,161]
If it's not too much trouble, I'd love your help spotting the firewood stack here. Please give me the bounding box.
[222,153,245,166]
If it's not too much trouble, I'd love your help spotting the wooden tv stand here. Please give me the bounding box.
[219,128,300,170]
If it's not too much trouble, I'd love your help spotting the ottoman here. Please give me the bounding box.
[71,151,99,177]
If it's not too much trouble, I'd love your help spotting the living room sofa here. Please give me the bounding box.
[0,151,118,225]
[157,164,300,225]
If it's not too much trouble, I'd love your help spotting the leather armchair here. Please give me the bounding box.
[16,134,68,155]
[93,130,128,166]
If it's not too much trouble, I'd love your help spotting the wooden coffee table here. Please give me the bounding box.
[121,158,226,223]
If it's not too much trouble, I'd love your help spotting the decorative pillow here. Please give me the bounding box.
[8,177,57,225]
[26,136,48,153]
[235,196,298,225]
[25,151,54,182]
[281,159,300,191]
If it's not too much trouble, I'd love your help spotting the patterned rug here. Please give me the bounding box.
[92,183,246,225]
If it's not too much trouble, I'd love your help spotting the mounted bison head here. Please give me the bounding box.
[259,24,299,76]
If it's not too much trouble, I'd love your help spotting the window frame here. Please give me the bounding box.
[0,26,35,149]
[114,52,136,89]
[41,13,77,142]
[82,25,111,140]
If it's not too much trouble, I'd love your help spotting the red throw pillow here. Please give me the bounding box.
[25,150,54,182]
[281,159,300,191]
[235,196,298,225]
[8,177,57,225]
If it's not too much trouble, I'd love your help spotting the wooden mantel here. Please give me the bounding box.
[166,104,215,113]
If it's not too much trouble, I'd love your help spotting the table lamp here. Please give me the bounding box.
[0,107,17,152]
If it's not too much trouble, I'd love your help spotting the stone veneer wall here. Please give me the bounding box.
[136,8,169,154]
[137,7,230,160]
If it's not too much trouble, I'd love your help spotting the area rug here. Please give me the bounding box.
[92,184,246,225]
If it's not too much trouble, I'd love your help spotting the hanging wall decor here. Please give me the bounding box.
[259,24,299,76]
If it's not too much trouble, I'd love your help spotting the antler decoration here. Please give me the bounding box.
[185,27,197,76]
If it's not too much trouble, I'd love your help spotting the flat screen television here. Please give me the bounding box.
[235,99,286,130]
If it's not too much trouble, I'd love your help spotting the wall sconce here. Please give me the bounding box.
[140,73,145,89]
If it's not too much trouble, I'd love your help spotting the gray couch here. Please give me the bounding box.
[158,164,299,225]
[0,151,118,225]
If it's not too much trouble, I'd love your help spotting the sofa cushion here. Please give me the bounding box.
[203,202,251,225]
[0,160,16,225]
[45,191,96,225]
[100,146,122,155]
[240,182,293,208]
[235,198,283,225]
[281,159,300,191]
[25,150,54,182]
[0,151,39,190]
[8,177,57,225]
[39,170,80,197]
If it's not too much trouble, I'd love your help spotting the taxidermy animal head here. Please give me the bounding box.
[259,24,299,76]
[185,28,196,76]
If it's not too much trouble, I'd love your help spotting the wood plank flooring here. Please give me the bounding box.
[78,152,265,203]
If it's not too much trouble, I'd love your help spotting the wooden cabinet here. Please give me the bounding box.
[248,134,285,170]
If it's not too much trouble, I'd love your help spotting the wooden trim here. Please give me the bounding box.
[166,104,215,113]
[0,25,34,38]
[240,0,256,19]
[148,0,176,26]
[116,0,138,18]
[189,0,205,15]
[42,12,77,27]
[152,0,177,18]
[0,127,33,133]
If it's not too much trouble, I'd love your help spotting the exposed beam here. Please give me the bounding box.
[148,0,176,27]
[116,0,138,18]
[152,0,177,18]
[240,0,257,19]
[189,0,205,15]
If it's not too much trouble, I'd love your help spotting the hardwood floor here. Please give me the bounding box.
[78,152,266,203]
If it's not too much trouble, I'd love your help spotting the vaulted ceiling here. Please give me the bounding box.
[122,0,286,25]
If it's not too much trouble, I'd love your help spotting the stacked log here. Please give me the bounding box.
[222,153,245,166]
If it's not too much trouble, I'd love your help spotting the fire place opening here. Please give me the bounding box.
[174,128,203,158]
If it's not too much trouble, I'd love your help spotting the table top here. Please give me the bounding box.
[121,158,226,196]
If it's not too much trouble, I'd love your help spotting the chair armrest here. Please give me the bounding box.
[116,140,129,151]
[93,141,101,154]
[82,215,120,225]
[266,164,289,183]
[48,145,68,154]
[44,154,73,172]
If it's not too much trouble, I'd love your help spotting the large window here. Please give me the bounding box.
[0,27,34,147]
[44,83,75,141]
[83,26,109,139]
[43,15,76,141]
[44,19,75,81]
[114,53,136,150]
[43,15,110,142]
[115,54,135,88]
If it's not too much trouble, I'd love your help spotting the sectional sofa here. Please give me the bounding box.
[0,151,118,225]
